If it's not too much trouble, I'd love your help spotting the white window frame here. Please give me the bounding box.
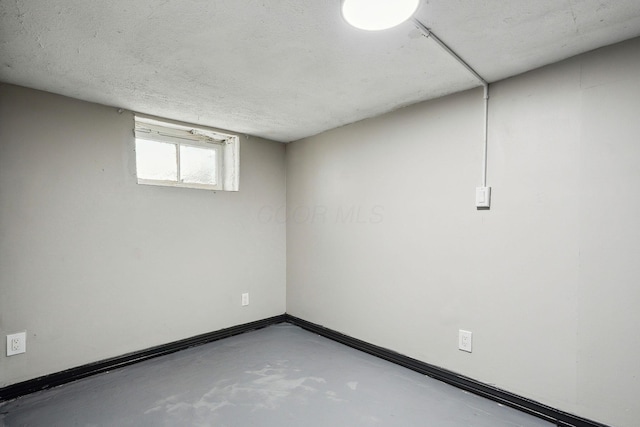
[134,115,239,191]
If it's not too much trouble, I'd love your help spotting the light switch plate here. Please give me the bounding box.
[476,187,491,208]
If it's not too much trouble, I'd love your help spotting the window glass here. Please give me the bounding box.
[134,115,239,191]
[180,145,218,185]
[135,139,177,181]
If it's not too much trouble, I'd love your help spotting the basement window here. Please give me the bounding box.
[134,115,239,191]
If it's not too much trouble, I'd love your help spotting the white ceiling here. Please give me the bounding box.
[1,1,640,142]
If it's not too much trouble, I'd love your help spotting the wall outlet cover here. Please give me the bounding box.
[7,331,26,356]
[459,330,472,353]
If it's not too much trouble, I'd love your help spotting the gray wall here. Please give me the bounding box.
[2,37,639,427]
[286,37,640,427]
[0,84,286,386]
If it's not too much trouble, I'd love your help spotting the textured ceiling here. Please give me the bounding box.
[1,1,640,142]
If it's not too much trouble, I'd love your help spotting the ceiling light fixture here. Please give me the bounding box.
[341,0,420,31]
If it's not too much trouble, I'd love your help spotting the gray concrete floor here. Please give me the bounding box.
[0,324,553,426]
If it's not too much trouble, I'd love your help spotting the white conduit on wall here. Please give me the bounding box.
[412,19,491,203]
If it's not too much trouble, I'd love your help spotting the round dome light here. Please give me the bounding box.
[341,0,420,31]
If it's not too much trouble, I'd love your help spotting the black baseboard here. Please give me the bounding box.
[0,313,611,427]
[0,314,286,402]
[284,314,609,427]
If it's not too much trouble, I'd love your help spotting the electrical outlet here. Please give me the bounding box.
[241,293,249,306]
[7,332,26,356]
[458,330,472,353]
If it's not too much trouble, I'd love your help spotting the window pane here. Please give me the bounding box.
[180,145,217,185]
[135,139,177,181]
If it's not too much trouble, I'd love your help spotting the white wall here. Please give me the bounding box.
[286,37,640,427]
[0,84,286,386]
